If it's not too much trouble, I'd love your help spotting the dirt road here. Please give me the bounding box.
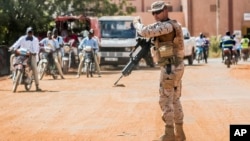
[0,58,250,141]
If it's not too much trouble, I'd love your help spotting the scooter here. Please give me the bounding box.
[12,48,34,93]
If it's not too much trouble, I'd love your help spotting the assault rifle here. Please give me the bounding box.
[114,37,153,86]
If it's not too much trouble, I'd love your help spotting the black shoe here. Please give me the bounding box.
[36,87,42,92]
[8,74,13,79]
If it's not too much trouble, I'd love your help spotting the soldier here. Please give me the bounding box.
[133,1,186,141]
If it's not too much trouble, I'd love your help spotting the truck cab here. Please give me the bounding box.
[98,16,137,66]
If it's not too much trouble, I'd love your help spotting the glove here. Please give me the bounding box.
[133,16,141,26]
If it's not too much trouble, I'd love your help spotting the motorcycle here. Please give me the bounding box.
[241,48,249,61]
[61,42,73,74]
[12,48,34,93]
[196,46,205,63]
[83,46,95,78]
[223,48,237,68]
[38,44,58,80]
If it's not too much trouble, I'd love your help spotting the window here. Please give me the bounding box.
[210,4,216,12]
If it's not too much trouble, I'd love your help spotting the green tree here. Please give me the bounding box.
[0,0,135,45]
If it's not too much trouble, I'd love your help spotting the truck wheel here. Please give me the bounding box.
[187,54,193,65]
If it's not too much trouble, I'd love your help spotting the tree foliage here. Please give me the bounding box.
[0,0,135,45]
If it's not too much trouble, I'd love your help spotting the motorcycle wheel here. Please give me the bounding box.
[197,53,201,63]
[90,62,93,77]
[86,62,90,78]
[38,61,46,80]
[12,70,21,93]
[226,58,230,68]
[24,72,34,91]
[62,60,69,74]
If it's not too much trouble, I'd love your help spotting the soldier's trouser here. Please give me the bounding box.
[159,62,184,126]
[52,53,64,78]
[31,55,39,85]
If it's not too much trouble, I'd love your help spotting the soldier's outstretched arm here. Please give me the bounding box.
[133,18,174,38]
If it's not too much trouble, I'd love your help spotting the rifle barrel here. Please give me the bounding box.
[114,75,123,86]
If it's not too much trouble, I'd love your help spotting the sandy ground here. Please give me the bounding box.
[0,58,250,141]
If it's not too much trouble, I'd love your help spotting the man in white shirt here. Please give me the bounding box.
[52,28,64,67]
[11,27,42,91]
[39,30,65,79]
[76,29,99,78]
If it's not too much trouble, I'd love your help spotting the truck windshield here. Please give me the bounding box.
[100,21,136,38]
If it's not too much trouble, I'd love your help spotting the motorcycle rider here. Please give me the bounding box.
[241,35,249,49]
[240,35,250,58]
[39,30,65,79]
[195,33,207,63]
[10,27,42,91]
[76,29,99,78]
[133,1,185,141]
[221,31,235,61]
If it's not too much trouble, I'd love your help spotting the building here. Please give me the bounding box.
[111,0,250,38]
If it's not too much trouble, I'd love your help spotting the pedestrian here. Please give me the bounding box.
[133,1,185,141]
[11,27,42,91]
[52,28,64,67]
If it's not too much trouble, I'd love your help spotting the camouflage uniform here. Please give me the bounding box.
[133,1,185,141]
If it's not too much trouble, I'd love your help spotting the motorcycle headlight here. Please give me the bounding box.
[64,45,71,53]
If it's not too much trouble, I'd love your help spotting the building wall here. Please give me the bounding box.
[110,0,250,37]
[186,0,250,37]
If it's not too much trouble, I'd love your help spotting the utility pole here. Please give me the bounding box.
[216,0,220,37]
[141,0,144,12]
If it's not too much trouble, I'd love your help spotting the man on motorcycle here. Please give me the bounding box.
[39,30,65,79]
[76,29,99,78]
[221,31,236,61]
[241,35,249,49]
[10,27,42,91]
[195,33,207,63]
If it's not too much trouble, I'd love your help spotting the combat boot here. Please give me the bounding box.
[175,123,186,141]
[159,125,175,141]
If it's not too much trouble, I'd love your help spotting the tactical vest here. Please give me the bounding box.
[151,20,184,66]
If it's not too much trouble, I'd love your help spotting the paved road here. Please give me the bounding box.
[0,58,250,141]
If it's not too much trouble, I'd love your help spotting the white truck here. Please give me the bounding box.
[98,16,138,67]
[182,27,196,65]
[98,16,195,66]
